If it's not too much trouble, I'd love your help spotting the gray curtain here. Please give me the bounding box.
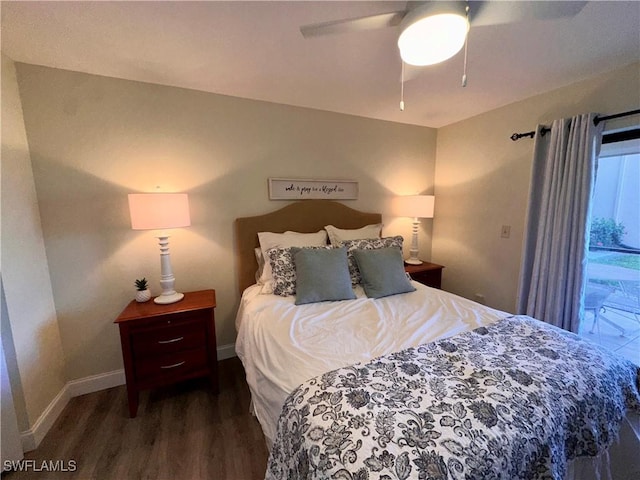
[517,113,604,332]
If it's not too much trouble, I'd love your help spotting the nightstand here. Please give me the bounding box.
[114,289,218,417]
[405,262,444,289]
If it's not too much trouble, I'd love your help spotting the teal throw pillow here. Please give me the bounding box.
[353,247,416,299]
[292,247,356,305]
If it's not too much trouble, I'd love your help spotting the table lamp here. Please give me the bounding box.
[394,194,435,265]
[128,193,190,304]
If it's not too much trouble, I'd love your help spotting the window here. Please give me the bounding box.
[580,130,640,365]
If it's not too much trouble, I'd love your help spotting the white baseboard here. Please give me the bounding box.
[20,384,71,452]
[217,343,236,360]
[20,344,237,451]
[67,369,126,398]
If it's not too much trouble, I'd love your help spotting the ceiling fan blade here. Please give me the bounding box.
[300,11,406,38]
[469,1,587,27]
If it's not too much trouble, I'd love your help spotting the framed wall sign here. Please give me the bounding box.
[268,178,359,200]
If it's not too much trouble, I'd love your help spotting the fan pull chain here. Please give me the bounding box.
[400,61,405,111]
[462,4,469,87]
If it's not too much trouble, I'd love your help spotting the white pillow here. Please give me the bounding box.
[324,224,382,246]
[257,230,328,292]
[254,247,265,284]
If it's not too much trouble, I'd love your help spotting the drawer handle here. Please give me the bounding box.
[157,336,184,344]
[160,361,185,370]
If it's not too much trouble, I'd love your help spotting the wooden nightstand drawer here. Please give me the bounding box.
[135,348,208,387]
[131,319,205,357]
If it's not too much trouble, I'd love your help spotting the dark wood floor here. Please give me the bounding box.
[4,358,269,480]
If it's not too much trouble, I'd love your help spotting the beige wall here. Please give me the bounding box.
[432,62,640,313]
[13,59,636,390]
[14,64,437,380]
[1,54,67,429]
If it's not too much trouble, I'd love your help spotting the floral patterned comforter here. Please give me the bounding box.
[266,316,640,480]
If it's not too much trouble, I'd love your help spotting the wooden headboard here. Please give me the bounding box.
[234,200,382,293]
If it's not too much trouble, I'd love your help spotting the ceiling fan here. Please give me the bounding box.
[300,1,587,68]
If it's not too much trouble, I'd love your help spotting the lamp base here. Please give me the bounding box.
[154,292,184,304]
[404,257,423,265]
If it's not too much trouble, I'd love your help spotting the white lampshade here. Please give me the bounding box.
[398,2,469,66]
[394,195,435,219]
[128,193,191,230]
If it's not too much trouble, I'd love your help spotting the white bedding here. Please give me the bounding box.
[235,281,509,445]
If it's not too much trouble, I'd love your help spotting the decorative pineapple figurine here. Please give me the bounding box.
[134,278,151,303]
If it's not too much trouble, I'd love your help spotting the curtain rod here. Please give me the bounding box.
[510,108,640,141]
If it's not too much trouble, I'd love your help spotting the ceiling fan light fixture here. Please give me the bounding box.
[398,3,469,67]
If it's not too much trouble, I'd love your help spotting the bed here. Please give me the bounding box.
[234,200,640,480]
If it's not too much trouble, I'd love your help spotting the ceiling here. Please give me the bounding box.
[2,1,639,128]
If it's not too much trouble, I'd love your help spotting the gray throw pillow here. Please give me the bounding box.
[292,247,356,305]
[353,247,416,299]
[342,236,404,284]
[268,245,331,296]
